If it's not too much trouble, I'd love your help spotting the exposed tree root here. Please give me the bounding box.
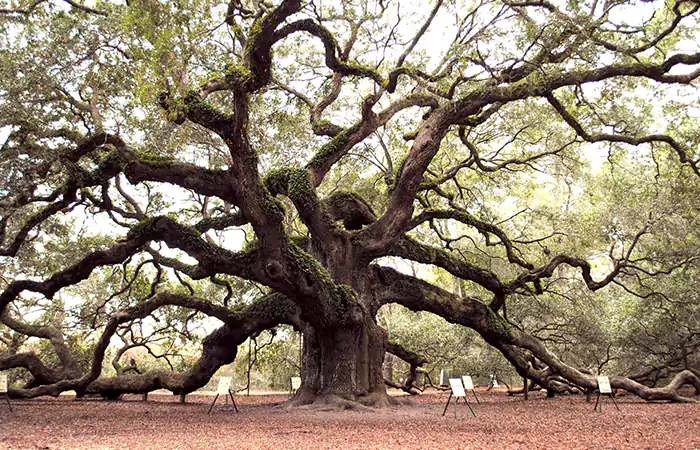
[384,378,421,395]
[281,394,375,412]
[281,389,415,411]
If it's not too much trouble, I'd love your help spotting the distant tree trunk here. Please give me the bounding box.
[383,353,394,382]
[247,338,252,396]
[524,376,529,400]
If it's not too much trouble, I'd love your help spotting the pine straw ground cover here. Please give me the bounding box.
[1,388,698,449]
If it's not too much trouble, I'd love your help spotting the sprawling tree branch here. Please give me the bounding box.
[6,292,300,398]
[386,236,507,297]
[372,265,700,402]
[546,93,700,177]
[0,0,106,16]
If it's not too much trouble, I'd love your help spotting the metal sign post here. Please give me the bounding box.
[208,376,239,414]
[442,378,476,418]
[594,376,620,413]
[461,375,480,404]
[0,374,12,412]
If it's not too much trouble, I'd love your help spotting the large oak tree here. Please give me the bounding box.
[1,0,699,406]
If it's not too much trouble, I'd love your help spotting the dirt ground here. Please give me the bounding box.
[1,388,698,449]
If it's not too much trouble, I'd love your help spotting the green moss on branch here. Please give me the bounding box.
[306,123,361,170]
[263,167,317,211]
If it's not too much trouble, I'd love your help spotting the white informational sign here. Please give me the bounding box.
[0,374,7,393]
[462,375,474,391]
[449,378,466,397]
[597,376,612,394]
[291,376,301,390]
[217,376,232,395]
[440,369,444,386]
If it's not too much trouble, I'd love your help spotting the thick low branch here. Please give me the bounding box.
[386,341,428,367]
[372,265,700,402]
[7,292,301,398]
[0,215,262,318]
[0,352,65,387]
[1,311,80,376]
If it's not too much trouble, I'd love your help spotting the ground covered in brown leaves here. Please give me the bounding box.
[1,388,699,449]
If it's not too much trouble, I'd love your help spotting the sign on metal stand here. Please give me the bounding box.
[290,376,301,396]
[593,376,620,413]
[208,376,239,414]
[442,378,476,418]
[0,374,12,412]
[461,375,480,404]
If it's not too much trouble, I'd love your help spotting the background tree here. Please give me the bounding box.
[1,0,699,407]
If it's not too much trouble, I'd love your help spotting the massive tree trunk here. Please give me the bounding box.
[292,307,392,407]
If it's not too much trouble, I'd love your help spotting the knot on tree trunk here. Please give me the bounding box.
[322,191,376,230]
[264,261,285,279]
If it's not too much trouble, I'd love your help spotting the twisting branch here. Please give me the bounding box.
[1,310,80,377]
[386,236,507,297]
[273,19,385,87]
[0,215,264,318]
[546,93,700,177]
[409,208,534,270]
[6,291,300,398]
[371,265,700,402]
[385,341,428,395]
[0,0,106,16]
